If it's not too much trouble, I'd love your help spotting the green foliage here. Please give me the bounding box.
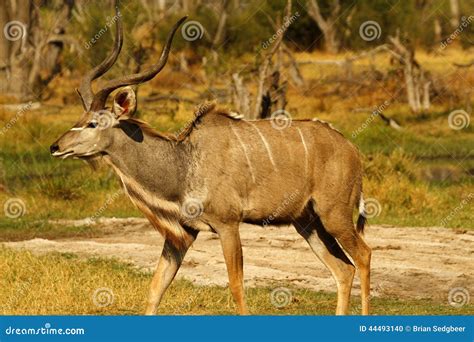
[57,0,474,74]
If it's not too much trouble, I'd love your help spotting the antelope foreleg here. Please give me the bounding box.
[145,233,197,315]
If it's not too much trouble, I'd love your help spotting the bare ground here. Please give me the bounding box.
[3,218,473,301]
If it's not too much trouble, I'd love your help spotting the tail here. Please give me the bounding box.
[356,193,366,234]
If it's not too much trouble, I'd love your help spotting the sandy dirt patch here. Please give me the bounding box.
[4,218,473,301]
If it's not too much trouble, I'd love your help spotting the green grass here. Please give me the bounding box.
[0,220,105,242]
[352,123,474,160]
[1,248,471,315]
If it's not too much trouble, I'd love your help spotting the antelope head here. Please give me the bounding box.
[50,3,186,160]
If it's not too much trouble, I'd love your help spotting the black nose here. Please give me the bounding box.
[50,144,59,154]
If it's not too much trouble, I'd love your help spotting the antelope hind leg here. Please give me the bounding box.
[217,227,248,315]
[293,213,355,315]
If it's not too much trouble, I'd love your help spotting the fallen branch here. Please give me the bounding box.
[299,44,390,66]
[453,60,474,68]
[352,107,402,130]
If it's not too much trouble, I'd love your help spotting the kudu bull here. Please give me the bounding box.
[50,6,371,315]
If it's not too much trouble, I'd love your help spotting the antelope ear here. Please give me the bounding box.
[113,87,137,119]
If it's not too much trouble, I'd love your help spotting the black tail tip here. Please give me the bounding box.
[356,214,366,234]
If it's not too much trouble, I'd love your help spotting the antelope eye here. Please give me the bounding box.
[87,121,98,128]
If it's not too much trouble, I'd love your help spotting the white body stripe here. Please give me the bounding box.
[230,124,256,183]
[245,121,277,171]
[297,127,309,175]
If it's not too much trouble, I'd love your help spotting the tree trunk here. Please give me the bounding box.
[323,25,340,54]
[212,0,229,48]
[433,18,442,43]
[403,60,420,112]
[5,0,33,98]
[307,0,341,53]
[231,73,250,116]
[0,0,11,92]
[0,0,73,101]
[423,80,431,111]
[388,34,432,113]
[449,0,460,29]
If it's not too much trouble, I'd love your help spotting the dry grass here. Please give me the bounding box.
[1,247,472,316]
